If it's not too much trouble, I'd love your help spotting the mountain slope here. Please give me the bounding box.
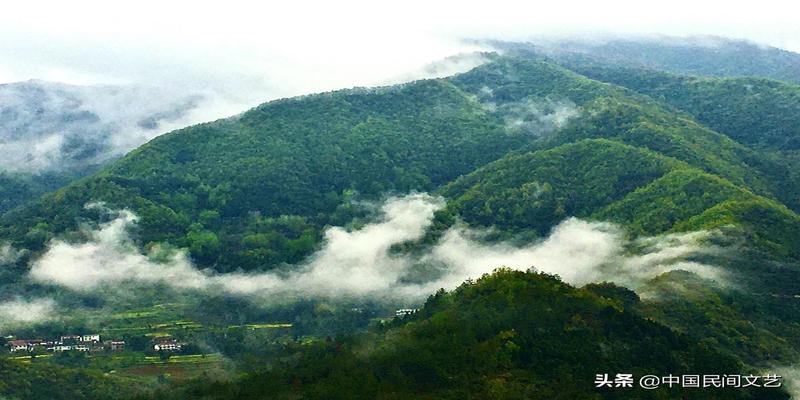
[3,55,799,272]
[553,63,800,151]
[593,169,758,235]
[2,48,800,399]
[0,59,625,272]
[147,270,783,400]
[440,139,685,235]
[678,198,800,260]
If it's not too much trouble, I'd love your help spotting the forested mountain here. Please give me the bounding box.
[3,42,800,399]
[0,59,625,272]
[0,357,124,400]
[7,55,799,270]
[552,60,800,151]
[509,36,800,83]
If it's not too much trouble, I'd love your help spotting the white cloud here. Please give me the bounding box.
[28,195,724,303]
[29,209,209,291]
[1,1,798,115]
[476,97,580,136]
[0,243,22,265]
[0,298,56,329]
[1,2,796,174]
[772,365,800,399]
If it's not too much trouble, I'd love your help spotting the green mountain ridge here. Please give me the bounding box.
[0,57,632,272]
[593,169,758,235]
[5,55,798,267]
[556,63,800,151]
[440,138,685,235]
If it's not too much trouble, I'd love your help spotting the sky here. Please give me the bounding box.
[1,0,799,120]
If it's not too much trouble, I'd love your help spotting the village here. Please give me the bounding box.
[4,334,183,354]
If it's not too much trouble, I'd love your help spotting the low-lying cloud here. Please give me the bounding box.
[476,93,580,136]
[28,195,724,304]
[0,298,56,329]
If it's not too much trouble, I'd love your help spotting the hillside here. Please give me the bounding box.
[593,169,757,235]
[440,94,800,257]
[440,139,686,235]
[0,58,625,272]
[5,55,799,269]
[0,357,126,400]
[143,270,786,400]
[553,63,800,151]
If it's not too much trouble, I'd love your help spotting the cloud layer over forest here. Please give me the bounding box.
[28,195,724,304]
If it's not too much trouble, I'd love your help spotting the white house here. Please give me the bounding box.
[395,309,417,317]
[81,334,100,343]
[153,339,182,352]
[74,344,90,352]
[7,340,29,353]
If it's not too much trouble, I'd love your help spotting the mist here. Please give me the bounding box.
[0,80,230,173]
[27,195,724,306]
[1,2,798,161]
[0,298,56,329]
[1,2,797,176]
[772,365,800,399]
[0,243,21,264]
[476,95,580,136]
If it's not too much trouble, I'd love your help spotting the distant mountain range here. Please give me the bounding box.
[493,36,800,83]
[0,80,203,213]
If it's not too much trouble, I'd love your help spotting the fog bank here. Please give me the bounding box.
[29,195,723,304]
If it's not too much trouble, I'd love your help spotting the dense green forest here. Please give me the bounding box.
[0,357,129,399]
[3,39,800,399]
[553,61,800,151]
[0,170,94,214]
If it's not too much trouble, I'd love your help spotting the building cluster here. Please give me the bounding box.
[5,334,125,353]
[395,308,418,318]
[152,337,182,352]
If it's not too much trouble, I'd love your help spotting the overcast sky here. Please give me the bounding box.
[1,0,799,119]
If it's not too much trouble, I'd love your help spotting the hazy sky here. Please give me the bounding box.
[1,0,799,118]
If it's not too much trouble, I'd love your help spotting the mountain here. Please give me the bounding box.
[0,357,122,400]
[507,36,800,83]
[3,44,800,399]
[551,59,800,151]
[440,100,800,256]
[492,39,800,212]
[0,59,627,272]
[440,139,686,235]
[0,80,203,214]
[7,55,798,269]
[593,169,758,235]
